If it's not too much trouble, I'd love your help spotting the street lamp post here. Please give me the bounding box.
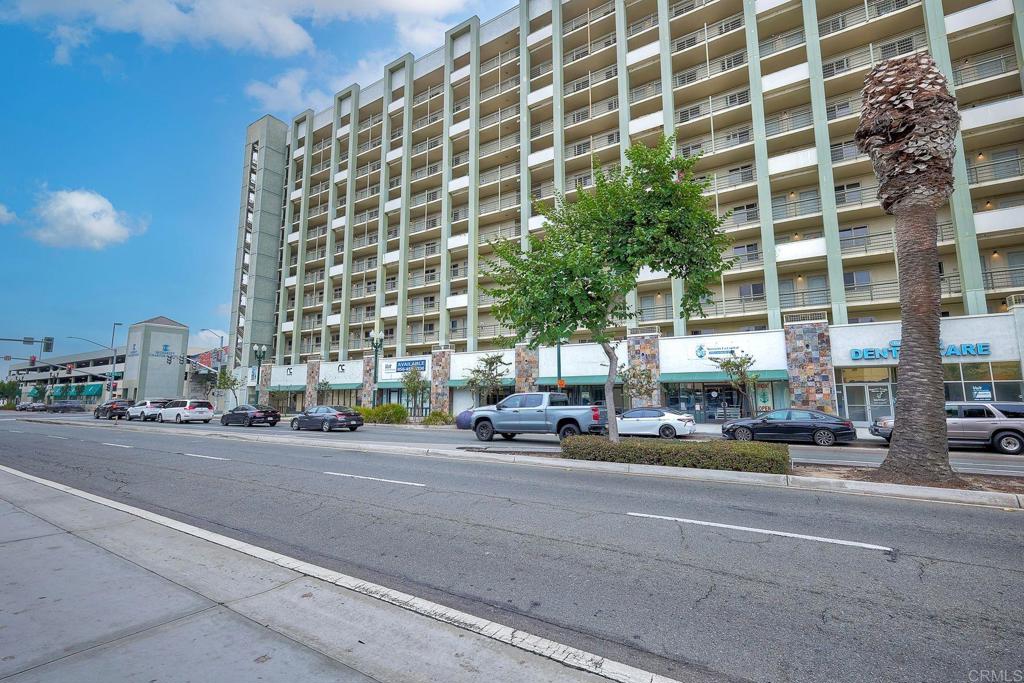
[369,330,385,408]
[108,323,122,398]
[252,344,267,404]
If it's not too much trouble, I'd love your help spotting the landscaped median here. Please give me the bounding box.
[560,435,790,475]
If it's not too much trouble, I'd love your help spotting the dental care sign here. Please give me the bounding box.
[850,340,992,361]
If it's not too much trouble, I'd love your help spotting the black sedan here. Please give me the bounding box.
[290,406,364,432]
[48,400,85,413]
[722,408,856,447]
[220,404,280,427]
[94,399,134,419]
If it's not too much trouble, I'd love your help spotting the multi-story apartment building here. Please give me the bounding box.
[229,0,1024,421]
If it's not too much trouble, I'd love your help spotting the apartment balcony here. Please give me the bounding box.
[564,63,619,98]
[353,184,380,202]
[566,130,621,160]
[410,187,442,209]
[675,87,750,126]
[564,95,618,130]
[408,242,441,260]
[352,232,378,249]
[764,106,813,138]
[479,192,521,217]
[353,208,380,226]
[480,75,520,103]
[780,289,831,309]
[702,167,756,195]
[307,204,329,220]
[840,231,894,255]
[564,31,616,67]
[701,295,768,318]
[821,31,928,85]
[834,184,878,214]
[357,112,383,133]
[480,46,520,74]
[678,124,753,160]
[479,105,520,131]
[672,49,747,92]
[450,327,468,341]
[967,156,1024,187]
[411,135,442,157]
[412,83,444,106]
[953,49,1017,89]
[406,330,440,345]
[408,271,441,288]
[671,12,743,57]
[818,0,922,53]
[479,221,521,244]
[357,137,382,155]
[772,195,822,222]
[407,301,441,315]
[826,91,863,122]
[637,305,674,322]
[348,338,364,351]
[563,0,614,35]
[983,267,1024,292]
[758,27,806,59]
[478,163,520,187]
[412,109,443,132]
[530,59,554,81]
[720,206,760,230]
[410,214,442,235]
[727,251,764,272]
[479,132,520,160]
[478,323,514,338]
[355,160,382,179]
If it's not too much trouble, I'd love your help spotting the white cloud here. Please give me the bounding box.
[50,24,92,64]
[245,68,331,114]
[215,302,233,317]
[0,204,15,224]
[189,328,229,350]
[27,189,147,250]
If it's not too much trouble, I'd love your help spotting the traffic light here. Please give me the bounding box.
[66,364,74,375]
[29,355,36,367]
[41,337,54,353]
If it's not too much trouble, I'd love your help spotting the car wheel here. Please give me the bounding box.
[813,429,836,447]
[993,431,1024,455]
[500,433,515,440]
[348,426,358,431]
[125,413,132,421]
[245,416,253,427]
[157,414,164,423]
[174,414,181,424]
[220,416,228,426]
[558,423,581,440]
[659,424,677,439]
[94,412,99,419]
[733,426,753,441]
[475,420,494,442]
[203,420,210,424]
[321,420,332,432]
[290,418,300,431]
[269,421,278,427]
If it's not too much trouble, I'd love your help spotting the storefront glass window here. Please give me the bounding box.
[961,363,991,382]
[966,382,995,401]
[991,362,1023,381]
[942,364,962,381]
[944,382,965,401]
[994,382,1024,401]
[841,367,891,383]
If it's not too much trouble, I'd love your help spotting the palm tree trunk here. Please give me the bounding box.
[601,342,619,443]
[874,204,956,482]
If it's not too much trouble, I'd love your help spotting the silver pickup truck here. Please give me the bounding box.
[467,392,607,441]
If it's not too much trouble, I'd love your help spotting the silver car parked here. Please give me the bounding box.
[870,402,1024,455]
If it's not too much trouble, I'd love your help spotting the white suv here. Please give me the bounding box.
[158,399,214,424]
[126,399,170,422]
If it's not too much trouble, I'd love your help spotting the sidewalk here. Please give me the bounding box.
[0,468,645,683]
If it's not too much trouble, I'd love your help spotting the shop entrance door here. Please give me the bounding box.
[703,385,739,421]
[844,384,893,424]
[866,384,893,423]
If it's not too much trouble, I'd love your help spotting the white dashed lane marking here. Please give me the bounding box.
[324,471,425,488]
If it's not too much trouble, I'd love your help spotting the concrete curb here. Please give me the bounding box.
[20,417,1024,510]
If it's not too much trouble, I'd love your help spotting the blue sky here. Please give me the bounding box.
[0,0,506,376]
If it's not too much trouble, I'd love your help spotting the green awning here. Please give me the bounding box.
[269,384,305,391]
[67,385,82,396]
[376,381,404,389]
[659,370,790,383]
[447,378,515,387]
[51,385,67,397]
[83,384,103,397]
[28,386,42,398]
[536,375,620,386]
[329,383,361,390]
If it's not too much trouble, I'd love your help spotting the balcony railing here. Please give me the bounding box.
[844,280,899,302]
[759,27,805,57]
[729,251,764,269]
[566,130,621,158]
[676,87,750,125]
[406,330,440,344]
[355,160,381,178]
[772,195,822,220]
[703,167,756,192]
[479,132,520,157]
[478,323,514,338]
[479,192,521,215]
[818,0,918,37]
[479,163,520,186]
[412,83,444,106]
[638,305,674,322]
[831,140,864,163]
[953,49,1017,87]
[450,327,468,340]
[408,242,441,260]
[825,91,863,120]
[780,289,830,308]
[407,301,441,315]
[678,125,753,157]
[629,80,662,104]
[720,207,759,229]
[408,271,441,287]
[479,220,521,243]
[410,213,442,234]
[967,156,1024,184]
[671,12,743,54]
[627,11,658,37]
[564,64,619,96]
[357,112,383,132]
[764,106,813,136]
[673,49,747,89]
[821,31,927,79]
[983,267,1024,291]
[479,104,520,130]
[835,184,878,209]
[530,59,553,80]
[480,46,520,74]
[840,231,893,254]
[564,31,616,66]
[702,296,768,316]
[410,187,442,208]
[563,0,614,34]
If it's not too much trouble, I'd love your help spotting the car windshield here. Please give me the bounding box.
[254,404,275,411]
[191,401,213,409]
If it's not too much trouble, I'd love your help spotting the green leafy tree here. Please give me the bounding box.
[0,380,18,403]
[465,353,511,406]
[215,367,243,406]
[314,378,331,405]
[618,364,658,408]
[401,367,430,416]
[488,137,730,442]
[709,352,760,418]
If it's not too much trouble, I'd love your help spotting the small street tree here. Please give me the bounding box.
[401,367,430,417]
[465,353,511,407]
[618,364,658,408]
[215,367,243,406]
[709,352,760,418]
[0,380,18,404]
[314,378,331,405]
[488,136,730,442]
[34,382,48,404]
[855,53,962,485]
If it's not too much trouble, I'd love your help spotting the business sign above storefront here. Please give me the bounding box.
[849,339,992,361]
[395,359,427,373]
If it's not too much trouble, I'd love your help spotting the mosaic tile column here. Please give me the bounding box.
[431,348,451,415]
[258,362,272,405]
[515,344,538,393]
[304,359,320,408]
[627,332,661,407]
[784,322,837,413]
[359,356,376,407]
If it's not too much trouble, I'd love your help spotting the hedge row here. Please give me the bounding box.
[355,403,409,424]
[422,411,455,425]
[560,435,790,474]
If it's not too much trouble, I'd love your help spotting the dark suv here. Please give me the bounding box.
[94,399,133,420]
[48,400,85,413]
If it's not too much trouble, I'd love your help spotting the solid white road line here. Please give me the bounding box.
[627,512,893,552]
[46,435,69,440]
[183,453,230,461]
[101,442,132,449]
[0,463,681,683]
[8,429,22,433]
[323,471,426,488]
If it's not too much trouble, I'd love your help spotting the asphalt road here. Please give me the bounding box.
[0,418,1021,682]
[23,412,1024,477]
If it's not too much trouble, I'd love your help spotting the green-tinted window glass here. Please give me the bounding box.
[991,362,1022,381]
[841,367,891,383]
[942,364,962,381]
[961,363,991,382]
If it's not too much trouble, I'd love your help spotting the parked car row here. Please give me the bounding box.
[15,400,86,413]
[93,398,215,424]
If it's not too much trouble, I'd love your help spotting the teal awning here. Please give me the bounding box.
[329,382,361,390]
[83,384,103,397]
[68,385,83,396]
[51,385,67,397]
[536,375,620,386]
[659,370,790,383]
[269,384,305,391]
[447,378,515,387]
[28,386,42,398]
[376,381,404,389]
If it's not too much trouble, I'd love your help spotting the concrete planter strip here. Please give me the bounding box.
[21,418,1024,509]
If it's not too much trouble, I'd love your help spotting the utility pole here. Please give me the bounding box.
[108,323,122,398]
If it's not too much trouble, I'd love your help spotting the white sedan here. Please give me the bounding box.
[616,407,697,439]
